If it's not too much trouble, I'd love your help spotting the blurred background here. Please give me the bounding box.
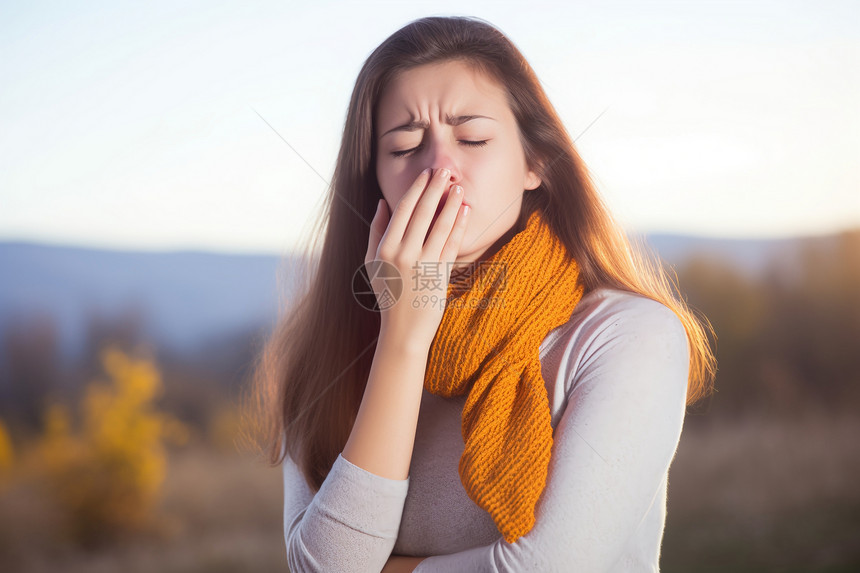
[1,1,858,572]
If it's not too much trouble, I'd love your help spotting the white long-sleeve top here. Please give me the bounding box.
[282,287,691,572]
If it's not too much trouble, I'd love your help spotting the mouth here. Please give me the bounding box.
[432,191,470,223]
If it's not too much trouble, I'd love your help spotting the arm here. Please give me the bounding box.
[282,333,433,573]
[342,331,430,480]
[282,166,469,572]
[344,165,468,481]
[382,555,429,572]
[283,447,410,573]
[414,296,691,572]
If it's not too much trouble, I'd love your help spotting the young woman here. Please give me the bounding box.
[250,15,715,573]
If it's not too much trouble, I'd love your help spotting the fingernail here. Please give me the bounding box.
[454,185,463,195]
[439,168,450,179]
[422,167,431,176]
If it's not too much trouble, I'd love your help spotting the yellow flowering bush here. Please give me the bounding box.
[0,418,13,482]
[33,344,188,546]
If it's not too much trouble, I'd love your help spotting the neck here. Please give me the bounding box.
[452,214,526,279]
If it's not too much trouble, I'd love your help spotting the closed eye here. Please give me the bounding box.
[390,140,489,158]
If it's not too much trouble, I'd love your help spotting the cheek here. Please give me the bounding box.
[376,161,418,209]
[474,145,525,197]
[375,159,405,206]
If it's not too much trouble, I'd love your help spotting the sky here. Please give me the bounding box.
[1,0,858,255]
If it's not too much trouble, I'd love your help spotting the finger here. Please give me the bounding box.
[401,167,454,252]
[439,203,471,266]
[365,199,388,265]
[382,168,433,246]
[423,183,464,257]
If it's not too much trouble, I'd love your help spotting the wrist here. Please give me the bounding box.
[378,326,433,358]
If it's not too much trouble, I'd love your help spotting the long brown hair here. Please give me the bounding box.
[244,16,716,491]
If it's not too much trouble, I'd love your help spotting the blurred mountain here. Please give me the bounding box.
[0,232,840,363]
[641,233,832,277]
[0,242,304,362]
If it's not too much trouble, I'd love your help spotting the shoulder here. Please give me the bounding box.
[570,287,687,343]
[550,287,690,399]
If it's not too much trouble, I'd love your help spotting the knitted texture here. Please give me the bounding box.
[424,209,585,544]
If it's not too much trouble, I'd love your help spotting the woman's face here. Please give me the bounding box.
[374,59,541,264]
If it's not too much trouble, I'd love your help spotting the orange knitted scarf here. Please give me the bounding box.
[424,209,585,544]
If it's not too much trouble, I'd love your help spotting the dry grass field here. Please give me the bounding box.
[0,445,286,572]
[662,412,860,573]
[2,412,859,572]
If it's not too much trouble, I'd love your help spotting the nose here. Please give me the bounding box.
[425,137,460,184]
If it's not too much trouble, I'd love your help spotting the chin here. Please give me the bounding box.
[455,243,484,264]
[452,247,475,263]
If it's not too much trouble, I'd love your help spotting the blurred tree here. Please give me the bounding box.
[77,304,149,386]
[675,254,768,418]
[0,313,60,433]
[31,344,188,548]
[761,230,860,409]
[675,229,860,420]
[0,417,13,477]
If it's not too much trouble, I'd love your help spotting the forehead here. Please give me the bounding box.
[376,60,511,128]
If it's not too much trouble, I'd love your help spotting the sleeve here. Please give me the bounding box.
[413,296,690,572]
[283,450,411,573]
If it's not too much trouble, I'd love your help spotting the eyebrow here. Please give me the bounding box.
[380,114,496,139]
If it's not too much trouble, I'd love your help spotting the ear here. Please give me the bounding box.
[524,167,542,191]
